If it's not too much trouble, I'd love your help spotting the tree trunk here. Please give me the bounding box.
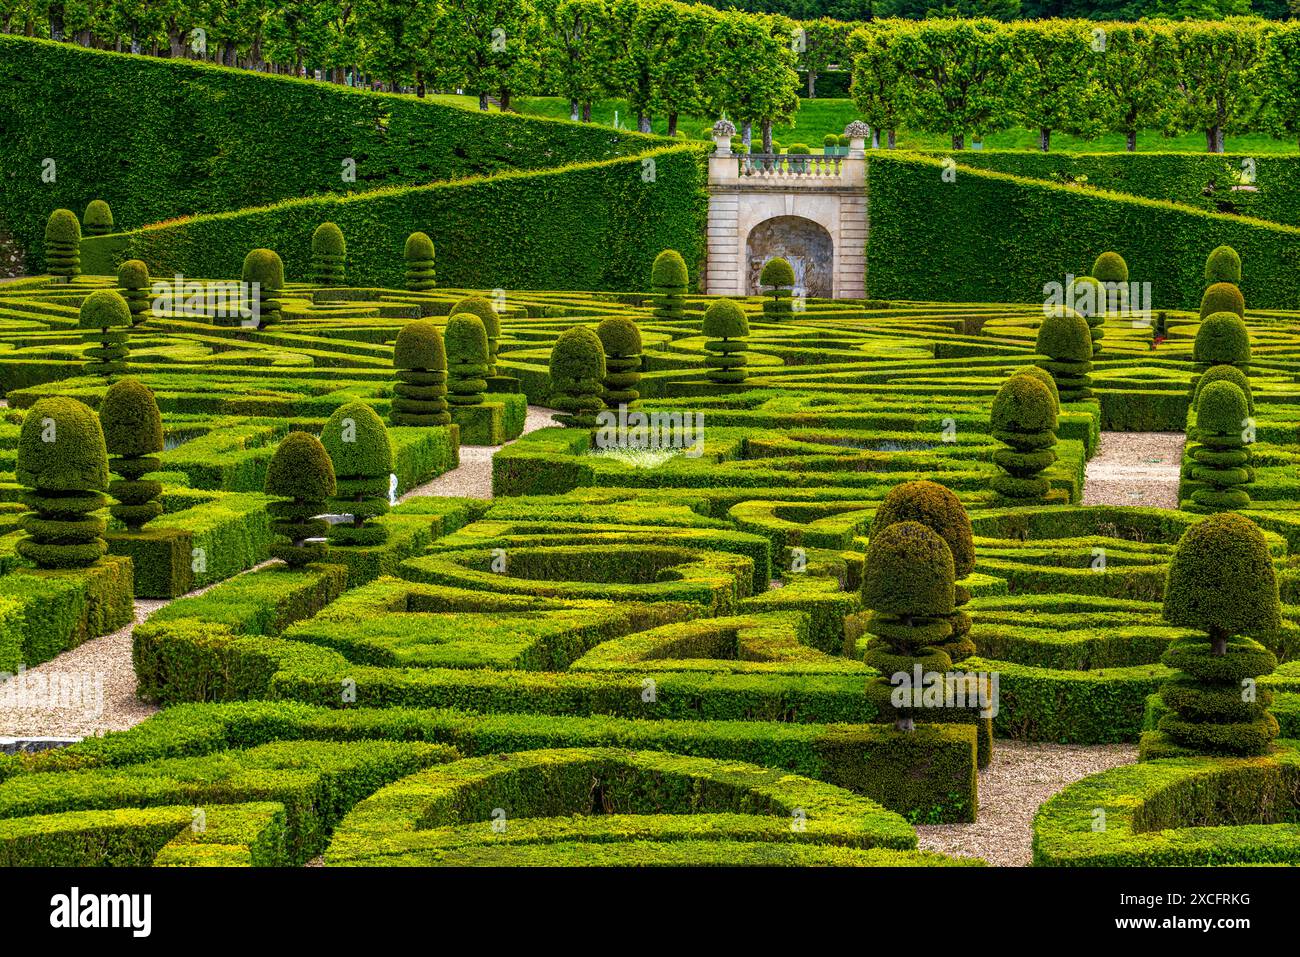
[807,70,816,98]
[1126,130,1137,152]
[1207,127,1220,153]
[582,102,591,122]
[416,71,425,97]
[478,92,489,111]
[570,98,579,122]
[887,129,896,149]
[499,89,511,112]
[761,119,773,153]
[1039,127,1050,152]
[667,113,678,137]
[952,133,964,150]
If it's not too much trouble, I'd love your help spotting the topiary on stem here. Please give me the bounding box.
[596,316,642,408]
[1200,282,1244,320]
[265,432,336,567]
[99,378,163,532]
[549,325,606,428]
[391,319,451,427]
[760,257,796,318]
[702,299,749,385]
[321,402,393,547]
[1189,380,1253,512]
[16,396,109,568]
[116,260,151,326]
[651,249,689,321]
[242,248,284,327]
[1035,306,1093,402]
[44,209,81,279]
[404,232,436,291]
[1194,311,1250,374]
[1012,365,1059,411]
[1091,251,1128,285]
[445,313,490,408]
[1193,364,1253,415]
[990,373,1059,505]
[450,296,500,375]
[311,223,347,285]
[83,199,114,237]
[79,289,131,379]
[1205,245,1242,286]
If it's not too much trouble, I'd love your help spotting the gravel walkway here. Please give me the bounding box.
[1082,431,1185,508]
[916,740,1138,866]
[400,405,555,500]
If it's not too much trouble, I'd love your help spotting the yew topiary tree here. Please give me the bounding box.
[1190,380,1253,512]
[651,249,689,321]
[862,521,956,732]
[321,402,393,547]
[1200,282,1244,320]
[265,431,337,567]
[1069,276,1107,356]
[79,290,131,379]
[990,373,1059,506]
[549,325,606,428]
[1205,245,1242,285]
[242,249,284,327]
[1194,364,1253,415]
[1159,513,1280,756]
[1012,365,1059,412]
[596,316,642,408]
[391,320,450,427]
[702,299,749,385]
[760,257,796,318]
[16,397,109,568]
[44,209,81,278]
[404,232,436,291]
[311,223,347,286]
[1091,251,1128,286]
[450,296,500,375]
[445,313,490,408]
[99,378,164,532]
[1194,311,1250,374]
[83,199,114,237]
[116,260,151,326]
[1035,306,1093,402]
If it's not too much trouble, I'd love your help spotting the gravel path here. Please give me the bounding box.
[400,404,555,500]
[916,740,1138,866]
[1082,431,1185,508]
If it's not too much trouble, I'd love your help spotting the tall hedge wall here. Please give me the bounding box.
[0,35,665,269]
[866,153,1300,310]
[82,145,711,292]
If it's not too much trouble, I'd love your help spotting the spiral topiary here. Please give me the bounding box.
[242,249,284,327]
[861,521,956,731]
[596,316,642,408]
[98,378,163,532]
[1011,365,1059,412]
[311,223,346,286]
[404,232,436,291]
[990,373,1058,505]
[1091,251,1128,284]
[265,431,337,567]
[321,402,393,546]
[391,320,451,427]
[760,257,796,318]
[1200,281,1244,320]
[1158,513,1280,756]
[79,289,131,379]
[116,260,151,326]
[1205,245,1242,286]
[16,396,109,568]
[1193,311,1250,374]
[1190,380,1253,512]
[44,209,81,278]
[450,296,500,375]
[83,199,113,237]
[549,326,607,428]
[702,299,749,385]
[1035,307,1093,402]
[1069,276,1107,355]
[651,249,689,321]
[871,480,975,662]
[445,313,490,408]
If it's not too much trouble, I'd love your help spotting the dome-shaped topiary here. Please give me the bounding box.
[1091,251,1128,284]
[1012,365,1059,411]
[394,319,447,371]
[872,481,974,579]
[863,520,956,618]
[549,326,607,427]
[450,296,500,373]
[391,320,450,427]
[404,232,436,291]
[1200,282,1244,320]
[265,431,337,567]
[44,209,81,278]
[597,316,642,358]
[1069,275,1108,354]
[1194,365,1253,414]
[311,222,346,286]
[79,289,131,330]
[1190,381,1253,512]
[79,289,132,378]
[83,199,114,236]
[1035,307,1093,402]
[16,396,109,568]
[1205,245,1242,285]
[45,208,81,244]
[597,317,643,408]
[116,260,152,326]
[116,259,149,289]
[991,373,1058,437]
[99,378,164,531]
[1196,380,1249,436]
[321,402,393,546]
[444,313,490,408]
[990,374,1059,505]
[1193,311,1250,370]
[702,299,749,339]
[702,299,749,385]
[651,249,689,321]
[241,249,284,327]
[760,257,797,317]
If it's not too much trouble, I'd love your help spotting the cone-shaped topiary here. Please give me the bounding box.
[79,289,131,378]
[116,260,151,326]
[1012,365,1059,411]
[1069,276,1107,355]
[549,326,606,428]
[1200,282,1244,320]
[862,520,956,731]
[311,223,346,286]
[1158,512,1280,756]
[760,257,796,318]
[16,396,109,568]
[1205,245,1242,285]
[1193,364,1253,415]
[1091,251,1128,284]
[596,316,642,408]
[450,296,500,375]
[1035,307,1093,402]
[391,319,450,427]
[321,402,393,546]
[265,431,337,567]
[1194,311,1250,373]
[404,232,436,291]
[445,313,490,408]
[83,199,114,237]
[872,480,975,662]
[99,378,163,532]
[1190,380,1253,512]
[702,299,749,385]
[990,373,1058,505]
[242,249,284,327]
[44,209,81,278]
[651,249,688,321]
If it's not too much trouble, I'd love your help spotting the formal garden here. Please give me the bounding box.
[2,5,1300,885]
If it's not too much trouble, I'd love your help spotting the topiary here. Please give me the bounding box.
[1158,512,1280,756]
[83,199,114,237]
[1091,251,1128,284]
[871,480,975,662]
[265,431,337,567]
[321,402,393,546]
[444,313,490,408]
[1068,276,1107,355]
[861,520,956,731]
[989,373,1059,506]
[1011,365,1059,411]
[596,316,642,408]
[116,260,151,326]
[1035,307,1093,402]
[242,249,284,327]
[760,257,796,317]
[651,250,689,321]
[1193,311,1250,373]
[1205,245,1242,285]
[549,325,606,428]
[44,209,81,278]
[1193,364,1253,415]
[702,299,749,385]
[98,378,163,532]
[391,319,451,427]
[311,223,347,286]
[1189,380,1253,512]
[79,289,131,379]
[1200,281,1244,320]
[404,232,436,291]
[450,296,500,374]
[15,396,109,568]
